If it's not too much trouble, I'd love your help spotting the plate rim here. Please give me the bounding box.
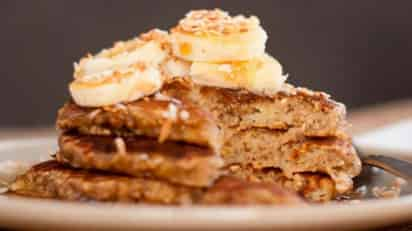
[0,137,411,230]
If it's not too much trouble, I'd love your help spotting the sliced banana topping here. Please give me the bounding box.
[170,9,267,62]
[70,64,162,107]
[69,10,288,107]
[161,57,191,78]
[190,54,286,94]
[70,29,169,107]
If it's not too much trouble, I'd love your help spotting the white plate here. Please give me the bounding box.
[0,137,411,231]
[355,119,412,157]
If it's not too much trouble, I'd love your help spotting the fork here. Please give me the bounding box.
[359,153,412,180]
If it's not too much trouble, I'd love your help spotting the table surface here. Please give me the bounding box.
[0,99,411,231]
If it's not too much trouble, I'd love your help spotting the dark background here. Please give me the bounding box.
[1,1,411,127]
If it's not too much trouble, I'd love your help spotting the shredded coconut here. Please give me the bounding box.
[154,92,172,101]
[158,120,173,143]
[162,103,178,121]
[114,103,127,111]
[161,57,191,78]
[179,110,190,120]
[88,109,101,119]
[114,137,127,154]
[174,9,260,36]
[139,29,169,45]
[154,93,181,104]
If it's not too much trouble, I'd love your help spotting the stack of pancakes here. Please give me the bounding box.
[11,9,361,204]
[162,79,361,201]
[12,97,304,205]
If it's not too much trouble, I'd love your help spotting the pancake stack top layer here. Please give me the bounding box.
[12,9,361,204]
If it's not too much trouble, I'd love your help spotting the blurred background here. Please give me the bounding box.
[1,0,411,127]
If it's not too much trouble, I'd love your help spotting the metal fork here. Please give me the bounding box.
[361,154,412,180]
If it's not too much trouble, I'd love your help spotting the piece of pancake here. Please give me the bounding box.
[222,128,361,194]
[160,78,360,194]
[56,134,223,187]
[10,160,202,204]
[161,78,348,138]
[56,97,221,150]
[10,160,303,206]
[226,165,336,202]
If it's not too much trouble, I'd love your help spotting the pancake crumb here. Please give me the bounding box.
[0,160,31,193]
[372,186,401,199]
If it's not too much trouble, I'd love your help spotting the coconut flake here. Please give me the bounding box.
[162,103,178,121]
[114,137,127,154]
[179,110,190,120]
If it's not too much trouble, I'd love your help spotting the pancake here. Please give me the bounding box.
[10,160,202,204]
[10,160,303,206]
[161,78,348,138]
[56,133,223,187]
[57,78,360,194]
[57,97,221,150]
[226,165,336,202]
[222,128,361,194]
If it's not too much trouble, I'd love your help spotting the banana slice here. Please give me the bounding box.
[161,57,191,78]
[70,65,162,107]
[190,54,287,94]
[170,9,267,62]
[70,29,169,107]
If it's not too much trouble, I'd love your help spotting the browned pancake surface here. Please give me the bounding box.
[11,161,304,206]
[11,160,202,204]
[57,134,223,187]
[57,98,221,150]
